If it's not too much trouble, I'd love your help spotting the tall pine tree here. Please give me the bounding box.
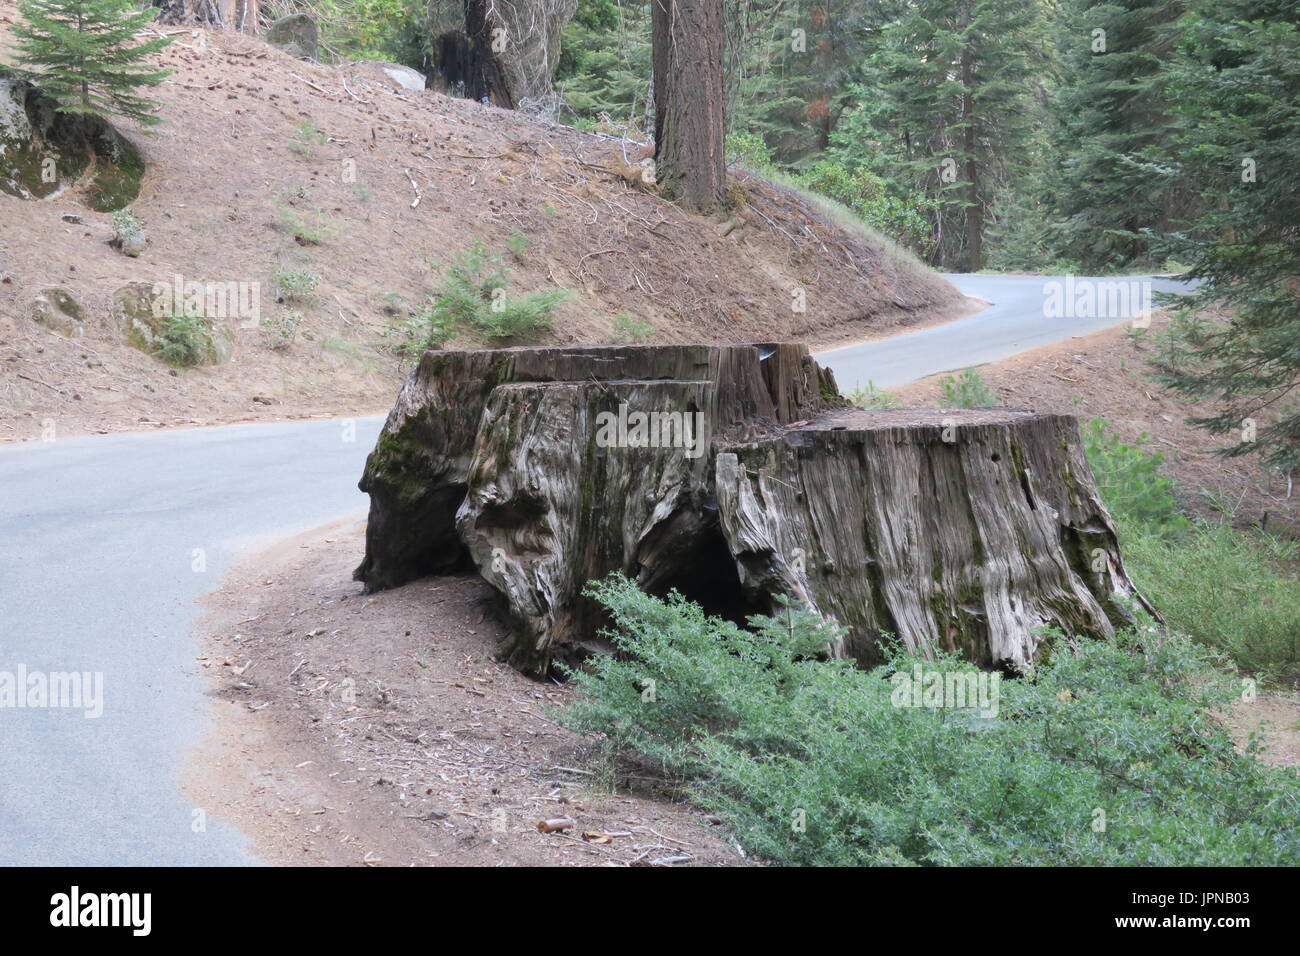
[864,0,1043,269]
[1154,0,1300,472]
[1046,0,1185,271]
[13,0,172,127]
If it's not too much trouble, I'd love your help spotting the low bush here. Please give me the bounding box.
[1084,418,1299,682]
[153,312,216,367]
[847,381,900,409]
[561,576,1300,866]
[391,238,568,356]
[938,368,999,408]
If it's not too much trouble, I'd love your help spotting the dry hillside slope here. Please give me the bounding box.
[0,9,968,441]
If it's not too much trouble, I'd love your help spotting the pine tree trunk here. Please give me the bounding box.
[652,0,726,213]
[959,3,981,272]
[153,0,260,34]
[356,345,1151,675]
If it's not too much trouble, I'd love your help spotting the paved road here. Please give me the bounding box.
[820,273,1191,391]
[0,416,383,865]
[0,271,1191,865]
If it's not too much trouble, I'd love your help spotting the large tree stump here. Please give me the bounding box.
[356,344,1150,674]
[714,408,1152,670]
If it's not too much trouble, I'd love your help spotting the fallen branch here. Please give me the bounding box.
[289,72,336,97]
[403,168,422,208]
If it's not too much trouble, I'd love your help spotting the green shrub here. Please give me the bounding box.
[478,289,567,339]
[726,129,774,170]
[938,368,998,408]
[611,312,653,344]
[797,160,936,258]
[504,230,529,257]
[1120,520,1300,682]
[290,121,328,156]
[847,381,899,409]
[272,269,321,304]
[273,201,340,245]
[260,310,301,350]
[561,576,1300,866]
[394,238,567,354]
[111,209,143,245]
[1083,418,1299,681]
[154,312,215,367]
[1082,419,1187,533]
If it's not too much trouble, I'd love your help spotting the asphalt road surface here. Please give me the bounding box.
[0,272,1191,864]
[820,273,1191,391]
[0,416,383,865]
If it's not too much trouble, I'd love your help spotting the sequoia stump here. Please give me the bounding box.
[356,344,1149,674]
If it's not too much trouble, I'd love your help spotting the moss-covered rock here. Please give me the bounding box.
[0,72,143,212]
[29,287,84,338]
[112,281,234,364]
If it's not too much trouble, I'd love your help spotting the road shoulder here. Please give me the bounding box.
[183,519,745,867]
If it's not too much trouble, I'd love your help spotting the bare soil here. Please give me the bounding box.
[186,517,747,867]
[0,10,968,444]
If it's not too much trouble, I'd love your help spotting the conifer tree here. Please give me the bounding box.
[866,0,1043,269]
[1154,0,1300,472]
[12,0,173,127]
[1045,0,1184,271]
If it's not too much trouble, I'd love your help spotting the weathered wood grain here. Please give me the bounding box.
[355,344,1151,675]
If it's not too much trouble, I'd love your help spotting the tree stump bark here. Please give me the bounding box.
[714,408,1153,670]
[356,344,1150,674]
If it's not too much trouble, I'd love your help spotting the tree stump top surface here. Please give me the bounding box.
[797,407,1047,429]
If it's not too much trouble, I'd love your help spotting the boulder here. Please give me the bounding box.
[382,65,427,91]
[0,72,143,211]
[266,14,318,61]
[29,288,84,338]
[112,281,234,364]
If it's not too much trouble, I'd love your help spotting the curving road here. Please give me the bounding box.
[820,273,1190,391]
[0,273,1187,865]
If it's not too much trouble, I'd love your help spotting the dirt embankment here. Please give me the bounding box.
[0,9,968,443]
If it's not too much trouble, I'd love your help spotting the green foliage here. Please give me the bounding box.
[273,201,340,245]
[504,230,530,257]
[1119,519,1300,682]
[725,129,775,170]
[154,311,214,367]
[260,310,301,350]
[556,0,651,130]
[938,368,998,407]
[272,268,321,303]
[610,312,652,344]
[847,381,900,410]
[1149,0,1300,473]
[1083,417,1299,681]
[852,0,1047,270]
[562,576,1300,866]
[12,0,173,126]
[1081,419,1187,532]
[390,238,567,356]
[797,160,936,258]
[289,121,328,156]
[111,208,142,244]
[1045,0,1186,271]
